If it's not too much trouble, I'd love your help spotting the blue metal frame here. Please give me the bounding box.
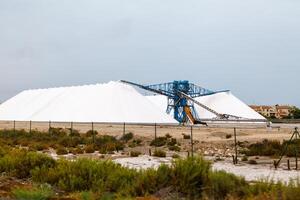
[144,80,216,123]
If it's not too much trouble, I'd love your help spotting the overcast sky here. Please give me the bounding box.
[0,0,299,106]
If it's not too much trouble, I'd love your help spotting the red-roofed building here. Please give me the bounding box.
[250,105,292,119]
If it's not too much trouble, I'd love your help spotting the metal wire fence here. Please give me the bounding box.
[0,120,299,168]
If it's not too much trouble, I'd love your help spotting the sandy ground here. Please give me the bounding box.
[0,120,298,159]
[0,120,298,143]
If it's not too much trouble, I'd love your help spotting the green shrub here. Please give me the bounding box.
[150,137,167,147]
[208,170,247,199]
[281,181,300,200]
[94,135,124,153]
[12,184,54,200]
[182,134,191,139]
[134,164,172,196]
[285,144,300,157]
[241,156,248,162]
[84,145,95,153]
[29,143,49,151]
[121,132,134,142]
[130,151,141,157]
[81,191,95,200]
[168,145,181,152]
[128,139,142,148]
[86,130,99,137]
[172,154,180,159]
[167,138,177,146]
[98,148,108,154]
[171,156,210,198]
[70,147,84,155]
[69,129,80,137]
[248,180,300,199]
[133,139,142,145]
[128,143,136,148]
[248,180,278,197]
[226,134,232,139]
[0,146,9,157]
[18,139,30,147]
[248,159,258,165]
[242,140,282,156]
[153,149,166,157]
[56,147,68,155]
[99,192,115,200]
[0,149,56,179]
[58,136,84,148]
[48,127,67,137]
[0,128,90,151]
[32,158,137,193]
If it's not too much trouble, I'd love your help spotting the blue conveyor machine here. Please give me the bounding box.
[121,80,243,124]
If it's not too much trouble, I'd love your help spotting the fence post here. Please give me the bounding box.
[296,129,298,170]
[274,160,277,169]
[29,120,32,134]
[71,122,73,135]
[13,120,16,133]
[48,121,51,134]
[92,122,95,144]
[234,127,238,164]
[191,126,194,158]
[123,122,126,136]
[154,123,157,140]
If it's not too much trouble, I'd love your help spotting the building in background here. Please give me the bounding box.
[250,105,292,119]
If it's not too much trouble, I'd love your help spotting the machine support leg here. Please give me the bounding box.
[191,126,194,158]
[275,127,300,168]
[296,131,298,170]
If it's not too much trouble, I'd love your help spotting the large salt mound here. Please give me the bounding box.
[0,81,176,123]
[146,91,265,120]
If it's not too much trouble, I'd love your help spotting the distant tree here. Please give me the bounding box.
[258,112,269,119]
[288,106,300,119]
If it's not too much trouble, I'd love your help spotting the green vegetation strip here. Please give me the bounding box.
[240,139,300,157]
[0,147,300,199]
[0,128,124,154]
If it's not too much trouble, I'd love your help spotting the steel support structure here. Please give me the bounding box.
[142,80,216,123]
[120,80,238,124]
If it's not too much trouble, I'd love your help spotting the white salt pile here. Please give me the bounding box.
[0,81,176,123]
[0,81,264,123]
